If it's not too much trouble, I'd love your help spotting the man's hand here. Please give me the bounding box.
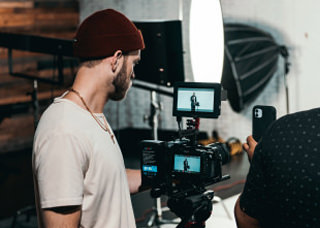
[126,169,141,194]
[243,135,257,161]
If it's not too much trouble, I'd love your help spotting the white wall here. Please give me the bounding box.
[218,0,320,141]
[221,0,320,112]
[79,0,320,142]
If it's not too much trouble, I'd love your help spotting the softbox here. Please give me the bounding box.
[221,23,287,112]
[134,21,184,87]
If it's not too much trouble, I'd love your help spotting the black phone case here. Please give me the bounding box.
[252,105,277,142]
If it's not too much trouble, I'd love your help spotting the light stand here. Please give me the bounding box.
[143,90,178,227]
[149,91,160,141]
[146,90,162,227]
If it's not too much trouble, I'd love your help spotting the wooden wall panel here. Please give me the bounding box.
[0,0,79,153]
[0,1,34,9]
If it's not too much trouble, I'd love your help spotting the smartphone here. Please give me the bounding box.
[252,105,277,142]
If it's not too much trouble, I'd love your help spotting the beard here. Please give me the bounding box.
[110,59,132,101]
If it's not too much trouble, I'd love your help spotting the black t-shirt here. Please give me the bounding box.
[240,108,320,228]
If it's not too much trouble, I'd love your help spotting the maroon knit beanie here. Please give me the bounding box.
[73,9,145,58]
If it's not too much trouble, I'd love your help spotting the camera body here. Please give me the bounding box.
[141,138,229,197]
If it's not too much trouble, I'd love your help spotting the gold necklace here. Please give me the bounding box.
[68,88,115,144]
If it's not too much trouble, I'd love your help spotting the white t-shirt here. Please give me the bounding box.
[32,95,136,228]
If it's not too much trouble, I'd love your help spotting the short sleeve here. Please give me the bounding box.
[33,131,89,209]
[239,142,267,219]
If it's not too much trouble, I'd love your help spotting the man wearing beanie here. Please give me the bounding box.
[32,9,144,227]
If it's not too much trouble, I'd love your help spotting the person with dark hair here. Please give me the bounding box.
[190,92,198,111]
[32,9,145,227]
[183,158,190,172]
[235,109,320,228]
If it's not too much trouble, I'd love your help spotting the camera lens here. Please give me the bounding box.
[218,143,231,165]
[207,142,231,165]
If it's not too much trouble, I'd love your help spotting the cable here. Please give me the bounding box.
[212,179,246,193]
[116,102,121,142]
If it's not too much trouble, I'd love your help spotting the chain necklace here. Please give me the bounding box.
[68,88,115,144]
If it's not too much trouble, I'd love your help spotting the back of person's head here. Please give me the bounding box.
[73,9,145,61]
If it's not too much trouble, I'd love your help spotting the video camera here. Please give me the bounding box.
[140,82,230,228]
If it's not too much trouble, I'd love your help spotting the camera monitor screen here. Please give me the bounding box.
[173,82,221,118]
[173,154,201,174]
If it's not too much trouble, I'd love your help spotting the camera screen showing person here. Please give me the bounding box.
[176,88,214,113]
[173,154,201,173]
[173,82,221,118]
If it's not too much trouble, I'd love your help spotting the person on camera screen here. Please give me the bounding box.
[235,109,320,228]
[184,158,190,172]
[190,92,199,111]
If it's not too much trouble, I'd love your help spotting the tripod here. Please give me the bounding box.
[167,190,214,228]
[145,91,178,227]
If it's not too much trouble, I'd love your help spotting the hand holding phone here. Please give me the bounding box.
[252,105,276,142]
[243,135,258,161]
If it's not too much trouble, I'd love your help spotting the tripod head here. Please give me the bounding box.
[167,189,214,228]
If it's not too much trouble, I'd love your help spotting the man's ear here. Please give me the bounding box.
[111,50,123,72]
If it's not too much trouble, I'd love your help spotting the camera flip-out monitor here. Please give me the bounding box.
[173,154,201,174]
[173,82,221,118]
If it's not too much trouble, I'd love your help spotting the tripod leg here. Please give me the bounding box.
[147,211,156,227]
[147,198,162,227]
[156,198,162,218]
